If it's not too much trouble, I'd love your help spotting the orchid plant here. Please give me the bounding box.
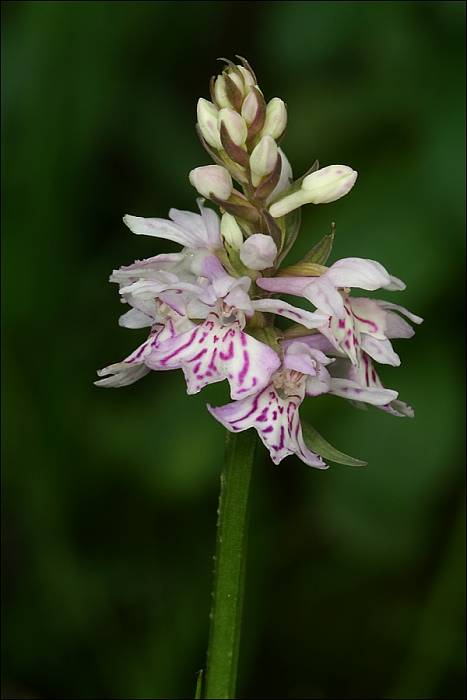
[96,58,422,699]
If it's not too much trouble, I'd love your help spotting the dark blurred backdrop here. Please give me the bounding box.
[2,2,465,698]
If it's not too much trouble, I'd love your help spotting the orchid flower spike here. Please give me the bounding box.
[96,56,422,469]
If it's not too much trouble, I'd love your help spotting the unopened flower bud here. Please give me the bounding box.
[269,164,358,218]
[302,165,358,204]
[249,135,278,187]
[237,65,256,92]
[241,91,260,126]
[262,98,287,140]
[197,98,222,150]
[220,212,243,250]
[240,234,277,271]
[218,108,247,146]
[189,165,233,201]
[213,75,232,109]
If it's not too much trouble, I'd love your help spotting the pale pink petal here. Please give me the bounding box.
[329,378,398,405]
[208,386,327,468]
[303,277,346,317]
[384,311,415,339]
[349,298,387,339]
[305,366,332,397]
[252,298,328,329]
[327,258,392,291]
[361,336,401,366]
[94,362,150,388]
[375,300,424,325]
[197,198,222,248]
[256,276,310,296]
[385,275,406,291]
[118,308,154,329]
[109,254,185,284]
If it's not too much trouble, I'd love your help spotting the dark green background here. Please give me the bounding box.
[2,1,465,698]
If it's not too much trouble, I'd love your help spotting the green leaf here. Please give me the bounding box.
[302,230,335,265]
[302,421,367,467]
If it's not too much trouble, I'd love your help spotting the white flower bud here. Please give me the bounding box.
[301,165,358,204]
[249,135,278,187]
[218,108,247,146]
[228,70,244,94]
[237,65,256,92]
[262,97,287,140]
[189,165,233,201]
[269,164,358,218]
[197,98,222,150]
[220,212,243,250]
[240,234,277,271]
[241,91,260,126]
[213,75,232,109]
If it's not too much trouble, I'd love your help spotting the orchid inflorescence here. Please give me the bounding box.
[96,57,422,469]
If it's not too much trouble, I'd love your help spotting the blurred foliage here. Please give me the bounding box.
[1,1,465,698]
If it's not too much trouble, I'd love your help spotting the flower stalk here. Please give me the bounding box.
[204,430,257,699]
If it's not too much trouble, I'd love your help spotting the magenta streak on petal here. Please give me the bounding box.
[339,319,346,329]
[363,353,370,385]
[262,426,274,433]
[222,328,235,342]
[238,350,250,385]
[272,426,285,451]
[134,342,149,360]
[220,342,234,361]
[230,387,269,424]
[187,348,208,363]
[240,333,247,347]
[252,377,257,387]
[352,312,378,333]
[213,335,219,343]
[371,369,377,382]
[272,410,278,420]
[256,407,269,422]
[198,332,209,343]
[280,307,301,319]
[345,339,351,349]
[208,348,218,372]
[193,362,201,374]
[160,329,198,365]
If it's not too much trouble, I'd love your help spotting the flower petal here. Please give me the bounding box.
[147,313,281,399]
[208,386,327,468]
[303,277,346,317]
[360,336,401,366]
[329,378,398,405]
[252,298,328,329]
[349,297,387,339]
[375,300,424,325]
[327,258,392,291]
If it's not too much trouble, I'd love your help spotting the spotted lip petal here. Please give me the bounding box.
[208,385,327,468]
[95,317,193,388]
[146,312,281,400]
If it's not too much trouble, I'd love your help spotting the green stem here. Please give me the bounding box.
[204,430,257,699]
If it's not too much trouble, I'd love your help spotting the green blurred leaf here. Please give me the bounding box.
[302,230,335,265]
[302,421,367,467]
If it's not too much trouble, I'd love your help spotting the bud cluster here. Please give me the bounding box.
[190,57,357,274]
